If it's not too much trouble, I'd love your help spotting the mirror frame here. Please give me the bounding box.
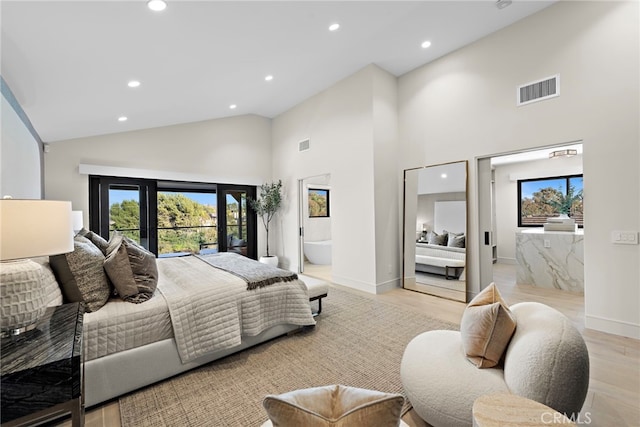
[402,160,469,302]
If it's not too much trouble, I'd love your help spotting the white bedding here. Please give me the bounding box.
[83,255,316,364]
[83,290,172,362]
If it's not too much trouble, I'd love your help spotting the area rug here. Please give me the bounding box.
[119,285,457,427]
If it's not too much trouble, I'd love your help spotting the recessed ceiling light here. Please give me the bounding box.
[147,0,167,11]
[496,0,512,10]
[229,104,237,110]
[127,80,141,88]
[329,23,340,32]
[421,40,432,49]
[441,173,447,178]
[118,116,128,122]
[265,75,274,82]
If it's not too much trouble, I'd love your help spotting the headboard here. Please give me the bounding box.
[434,201,466,234]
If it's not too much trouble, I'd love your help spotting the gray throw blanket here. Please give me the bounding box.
[196,252,298,290]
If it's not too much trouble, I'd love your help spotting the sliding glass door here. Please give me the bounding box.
[89,177,157,253]
[89,177,256,258]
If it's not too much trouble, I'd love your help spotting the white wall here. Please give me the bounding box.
[398,1,639,338]
[272,65,398,293]
[493,155,583,263]
[1,92,41,199]
[417,192,466,235]
[44,114,273,254]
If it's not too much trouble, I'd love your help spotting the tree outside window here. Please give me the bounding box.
[518,175,583,227]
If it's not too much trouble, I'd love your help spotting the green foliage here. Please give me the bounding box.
[109,193,217,255]
[309,192,328,217]
[248,180,283,256]
[521,185,584,219]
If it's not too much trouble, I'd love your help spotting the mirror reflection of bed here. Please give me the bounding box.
[403,161,468,302]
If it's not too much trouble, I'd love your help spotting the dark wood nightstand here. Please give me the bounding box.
[1,303,84,427]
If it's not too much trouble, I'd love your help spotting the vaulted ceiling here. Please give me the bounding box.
[1,1,554,142]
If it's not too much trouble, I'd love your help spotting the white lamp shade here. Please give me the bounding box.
[72,210,84,232]
[0,199,74,261]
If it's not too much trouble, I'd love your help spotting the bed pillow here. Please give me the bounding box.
[263,385,404,427]
[77,228,109,255]
[49,235,111,312]
[460,282,516,368]
[103,234,158,303]
[427,231,447,246]
[447,231,465,248]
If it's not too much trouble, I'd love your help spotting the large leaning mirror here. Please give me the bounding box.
[403,161,468,302]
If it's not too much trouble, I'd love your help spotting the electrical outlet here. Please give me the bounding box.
[611,231,639,245]
[543,239,551,248]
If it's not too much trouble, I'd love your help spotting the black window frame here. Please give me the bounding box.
[517,174,583,228]
[308,188,330,218]
[89,175,257,259]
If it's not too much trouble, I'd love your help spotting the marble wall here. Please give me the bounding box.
[515,229,584,292]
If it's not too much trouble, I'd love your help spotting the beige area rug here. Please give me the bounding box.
[119,285,457,427]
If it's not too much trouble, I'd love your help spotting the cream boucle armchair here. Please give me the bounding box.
[400,302,590,427]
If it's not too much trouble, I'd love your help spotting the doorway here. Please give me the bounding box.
[298,174,332,282]
[477,142,584,297]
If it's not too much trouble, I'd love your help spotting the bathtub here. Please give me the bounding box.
[304,240,332,265]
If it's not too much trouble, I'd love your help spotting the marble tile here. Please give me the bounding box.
[516,230,584,292]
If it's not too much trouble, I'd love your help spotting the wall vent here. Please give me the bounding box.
[298,138,310,152]
[517,74,559,106]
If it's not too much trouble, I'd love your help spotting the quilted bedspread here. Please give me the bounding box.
[157,256,316,363]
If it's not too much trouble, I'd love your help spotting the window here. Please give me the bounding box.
[308,188,330,218]
[89,176,257,258]
[518,174,583,227]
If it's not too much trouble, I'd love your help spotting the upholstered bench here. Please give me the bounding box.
[299,274,329,316]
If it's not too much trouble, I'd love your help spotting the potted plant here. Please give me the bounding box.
[248,180,283,266]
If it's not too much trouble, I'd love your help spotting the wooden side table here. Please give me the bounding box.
[1,303,84,427]
[473,393,576,427]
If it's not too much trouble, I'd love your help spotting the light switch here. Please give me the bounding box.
[612,231,639,245]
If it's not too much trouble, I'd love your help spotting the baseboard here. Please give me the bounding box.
[585,314,640,339]
[376,278,401,294]
[497,257,517,265]
[331,274,378,294]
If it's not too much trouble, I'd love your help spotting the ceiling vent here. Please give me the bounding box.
[517,75,559,106]
[298,138,310,152]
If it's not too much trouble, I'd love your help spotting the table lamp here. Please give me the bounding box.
[0,199,73,337]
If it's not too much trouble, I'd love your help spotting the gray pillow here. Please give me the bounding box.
[77,228,109,255]
[428,231,448,246]
[447,232,465,248]
[103,234,158,303]
[50,235,111,312]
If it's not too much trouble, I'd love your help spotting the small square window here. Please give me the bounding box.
[309,188,330,218]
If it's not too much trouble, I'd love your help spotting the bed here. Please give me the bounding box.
[415,242,466,280]
[38,247,316,408]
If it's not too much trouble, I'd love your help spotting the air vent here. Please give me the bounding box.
[298,138,310,152]
[517,75,559,106]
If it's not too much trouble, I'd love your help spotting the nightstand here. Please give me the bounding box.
[1,303,84,427]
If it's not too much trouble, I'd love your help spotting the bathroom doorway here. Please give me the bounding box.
[298,174,332,282]
[477,141,584,299]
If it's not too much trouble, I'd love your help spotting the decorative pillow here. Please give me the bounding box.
[460,283,516,368]
[49,235,111,312]
[263,385,404,427]
[447,232,465,248]
[77,228,109,255]
[103,234,158,303]
[427,231,447,246]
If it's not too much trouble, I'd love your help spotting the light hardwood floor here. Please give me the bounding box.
[60,263,639,427]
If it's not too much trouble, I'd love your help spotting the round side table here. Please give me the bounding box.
[473,393,577,427]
